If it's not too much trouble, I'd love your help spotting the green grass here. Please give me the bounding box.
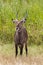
[0,0,43,45]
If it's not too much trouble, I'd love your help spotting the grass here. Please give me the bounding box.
[0,41,43,65]
[0,0,43,45]
[0,0,43,65]
[0,42,43,57]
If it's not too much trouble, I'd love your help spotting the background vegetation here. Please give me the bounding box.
[0,0,43,45]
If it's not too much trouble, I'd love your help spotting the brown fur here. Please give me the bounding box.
[12,18,28,56]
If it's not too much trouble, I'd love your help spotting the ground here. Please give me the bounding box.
[0,54,43,65]
[0,44,43,65]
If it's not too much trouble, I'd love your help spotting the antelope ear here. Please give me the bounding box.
[12,19,19,25]
[20,18,26,24]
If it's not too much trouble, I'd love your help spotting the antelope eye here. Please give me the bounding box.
[16,27,18,30]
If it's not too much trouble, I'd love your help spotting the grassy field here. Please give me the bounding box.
[0,0,43,45]
[0,0,43,65]
[0,43,43,56]
[0,43,43,65]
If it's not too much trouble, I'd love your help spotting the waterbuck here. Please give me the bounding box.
[12,18,28,56]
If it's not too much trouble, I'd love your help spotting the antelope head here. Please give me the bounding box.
[12,18,26,32]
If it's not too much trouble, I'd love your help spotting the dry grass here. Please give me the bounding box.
[0,54,43,65]
[0,44,43,65]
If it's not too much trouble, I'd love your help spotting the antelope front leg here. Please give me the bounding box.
[20,45,23,55]
[25,44,28,56]
[15,44,18,57]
